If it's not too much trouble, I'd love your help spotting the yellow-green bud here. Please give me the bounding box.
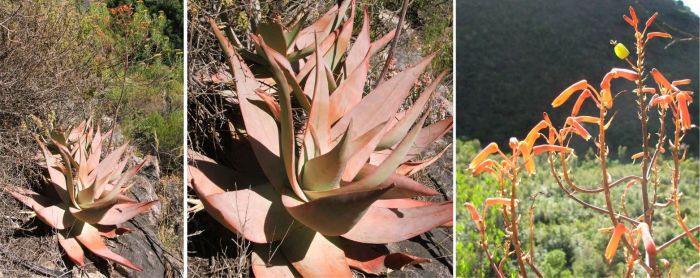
[614,43,630,60]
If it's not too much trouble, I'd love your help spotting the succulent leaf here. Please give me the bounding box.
[343,201,453,244]
[188,156,296,243]
[280,227,353,277]
[282,186,392,236]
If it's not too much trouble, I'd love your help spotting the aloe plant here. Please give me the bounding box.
[189,0,453,276]
[5,119,158,272]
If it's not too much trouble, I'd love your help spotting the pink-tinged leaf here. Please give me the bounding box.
[332,54,435,144]
[303,34,332,155]
[188,160,296,244]
[552,80,588,107]
[253,89,282,121]
[341,239,430,275]
[328,51,370,124]
[280,227,353,277]
[369,30,396,56]
[75,223,143,271]
[209,18,286,191]
[305,164,439,200]
[66,120,87,143]
[342,115,426,192]
[251,244,299,277]
[295,29,340,83]
[253,35,307,202]
[325,2,355,70]
[406,117,454,160]
[369,117,453,168]
[58,233,85,267]
[302,122,386,193]
[5,186,74,229]
[344,8,371,72]
[293,0,348,50]
[71,200,157,226]
[343,201,452,244]
[90,144,129,199]
[96,225,132,239]
[604,223,627,263]
[282,186,392,236]
[257,21,288,55]
[372,198,435,208]
[86,127,103,173]
[82,160,146,210]
[378,70,450,149]
[36,138,69,204]
[396,144,451,176]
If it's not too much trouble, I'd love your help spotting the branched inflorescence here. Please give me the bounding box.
[466,7,697,278]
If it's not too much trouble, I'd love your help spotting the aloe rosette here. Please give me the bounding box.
[4,119,158,271]
[189,0,453,276]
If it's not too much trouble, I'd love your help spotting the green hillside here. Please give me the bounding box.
[456,0,699,157]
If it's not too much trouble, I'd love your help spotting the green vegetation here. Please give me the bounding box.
[456,0,699,156]
[456,139,699,277]
[87,1,183,171]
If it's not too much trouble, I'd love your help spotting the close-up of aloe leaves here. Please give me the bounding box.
[187,0,453,276]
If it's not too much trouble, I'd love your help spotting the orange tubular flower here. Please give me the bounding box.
[531,145,573,155]
[571,89,596,116]
[645,12,658,27]
[672,79,691,86]
[604,223,627,263]
[566,117,592,140]
[649,94,673,109]
[485,197,514,208]
[676,92,693,130]
[464,203,482,223]
[470,143,500,170]
[525,120,548,147]
[471,159,496,176]
[635,87,657,95]
[552,80,588,108]
[573,116,601,124]
[629,6,639,26]
[637,223,657,258]
[518,141,535,174]
[651,68,679,93]
[647,32,672,41]
[631,152,644,160]
[600,68,639,108]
